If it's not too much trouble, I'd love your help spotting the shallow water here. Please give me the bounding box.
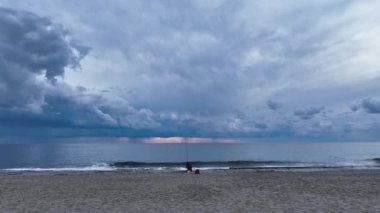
[1,141,380,171]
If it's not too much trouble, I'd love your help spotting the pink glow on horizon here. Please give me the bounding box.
[115,137,239,143]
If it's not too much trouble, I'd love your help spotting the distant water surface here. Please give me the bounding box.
[1,141,380,171]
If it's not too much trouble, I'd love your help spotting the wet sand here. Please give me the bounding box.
[1,169,380,212]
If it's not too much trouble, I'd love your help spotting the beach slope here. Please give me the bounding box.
[1,170,379,212]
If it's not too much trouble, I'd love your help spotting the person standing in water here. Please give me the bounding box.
[186,162,192,172]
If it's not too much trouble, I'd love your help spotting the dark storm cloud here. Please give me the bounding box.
[0,7,88,81]
[294,107,324,120]
[266,100,282,110]
[0,7,88,111]
[349,105,360,112]
[360,98,380,114]
[0,7,123,134]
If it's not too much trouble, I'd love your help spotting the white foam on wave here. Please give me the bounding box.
[3,163,116,172]
[2,165,229,172]
[333,160,380,168]
[195,167,230,170]
[3,160,378,172]
[121,167,187,171]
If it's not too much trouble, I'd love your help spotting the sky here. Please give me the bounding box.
[1,0,380,141]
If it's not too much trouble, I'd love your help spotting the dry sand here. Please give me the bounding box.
[1,169,380,212]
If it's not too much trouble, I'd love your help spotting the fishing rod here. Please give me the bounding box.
[184,138,194,172]
[185,138,189,163]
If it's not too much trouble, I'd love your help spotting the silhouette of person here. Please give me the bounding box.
[186,162,193,172]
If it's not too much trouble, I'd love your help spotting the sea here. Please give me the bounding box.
[1,140,380,172]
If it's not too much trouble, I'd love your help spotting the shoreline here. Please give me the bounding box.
[1,165,379,173]
[1,169,380,212]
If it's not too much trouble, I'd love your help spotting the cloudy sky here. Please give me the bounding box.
[1,0,380,141]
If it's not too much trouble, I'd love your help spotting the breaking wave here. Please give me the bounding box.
[2,159,380,172]
[3,163,115,172]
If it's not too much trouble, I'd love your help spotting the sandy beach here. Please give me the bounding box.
[0,169,379,212]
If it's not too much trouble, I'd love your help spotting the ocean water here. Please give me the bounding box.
[1,141,380,171]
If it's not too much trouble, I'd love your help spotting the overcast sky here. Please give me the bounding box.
[1,0,380,141]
